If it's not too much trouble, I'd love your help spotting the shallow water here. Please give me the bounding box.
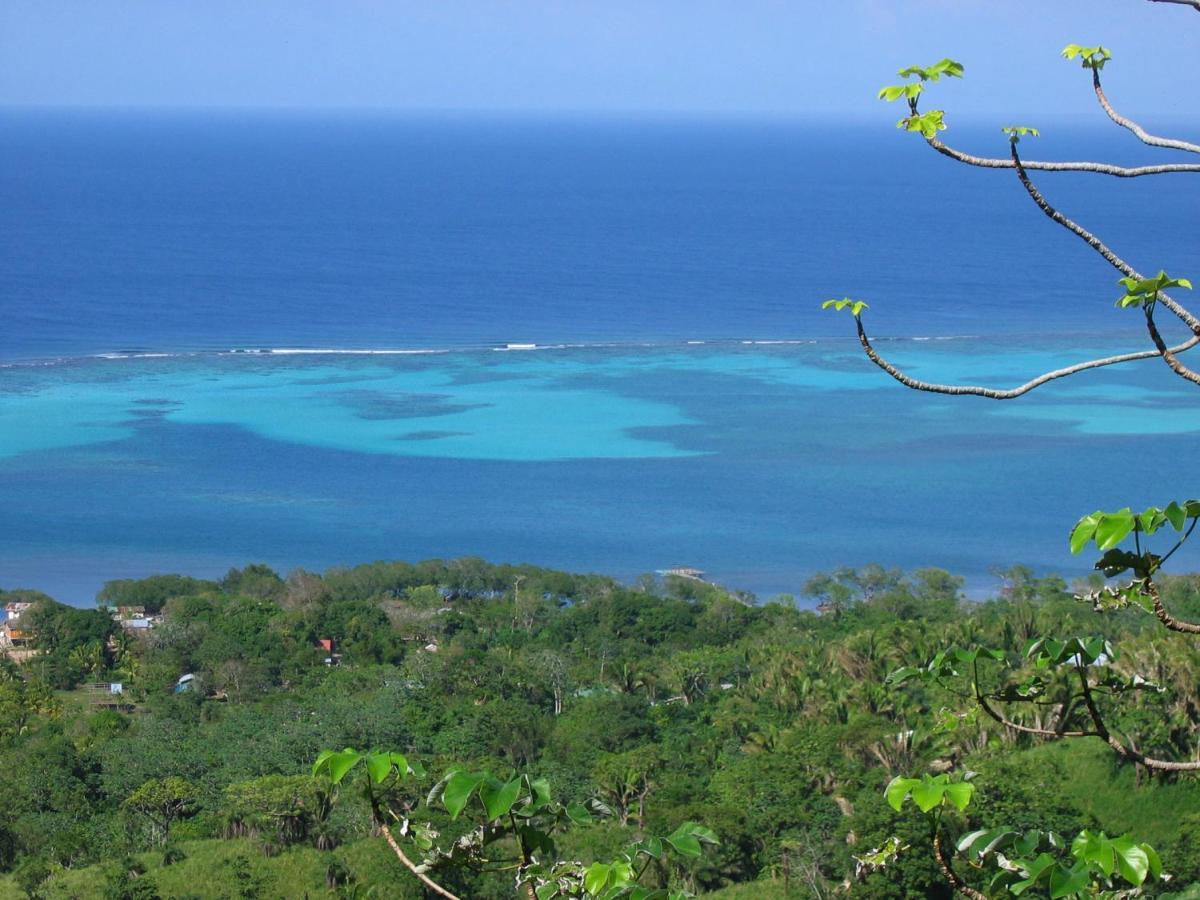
[3,338,1197,602]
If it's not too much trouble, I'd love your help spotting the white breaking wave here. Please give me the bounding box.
[0,334,1003,370]
[253,347,449,356]
[96,352,175,359]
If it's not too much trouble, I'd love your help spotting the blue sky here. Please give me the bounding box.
[2,1,1198,120]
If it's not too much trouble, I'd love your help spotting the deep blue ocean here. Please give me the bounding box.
[1,110,1197,602]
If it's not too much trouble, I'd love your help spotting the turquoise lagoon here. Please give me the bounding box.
[3,337,1197,602]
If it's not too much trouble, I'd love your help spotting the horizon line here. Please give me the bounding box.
[0,102,1161,126]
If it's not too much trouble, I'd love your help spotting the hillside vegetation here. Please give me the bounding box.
[3,559,1200,898]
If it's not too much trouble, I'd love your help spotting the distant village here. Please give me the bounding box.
[0,599,343,704]
[0,600,161,679]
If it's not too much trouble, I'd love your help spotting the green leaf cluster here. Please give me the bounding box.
[1001,125,1040,145]
[572,824,716,899]
[887,646,1003,687]
[884,773,974,813]
[878,83,923,103]
[878,59,962,109]
[1115,270,1192,309]
[985,828,1161,898]
[821,297,869,318]
[897,59,964,82]
[1061,43,1112,70]
[897,110,947,139]
[1070,501,1199,554]
[433,769,554,821]
[1025,636,1113,669]
[311,748,424,785]
[314,747,719,898]
[878,781,1166,898]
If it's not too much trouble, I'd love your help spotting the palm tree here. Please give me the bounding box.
[610,661,647,695]
[68,641,107,678]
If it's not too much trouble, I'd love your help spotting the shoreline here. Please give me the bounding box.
[0,554,1061,611]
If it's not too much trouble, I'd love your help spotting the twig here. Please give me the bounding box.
[1075,663,1200,771]
[1147,0,1200,11]
[1156,517,1198,569]
[1144,306,1200,386]
[926,136,1200,177]
[1010,144,1200,335]
[1091,69,1200,155]
[976,693,1097,738]
[379,824,462,900]
[511,811,539,900]
[968,657,1200,772]
[378,824,462,900]
[1144,574,1200,635]
[373,802,462,900]
[933,830,988,900]
[852,316,1199,400]
[972,660,1096,739]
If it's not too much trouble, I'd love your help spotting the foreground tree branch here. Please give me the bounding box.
[1090,68,1200,154]
[1075,663,1200,771]
[972,654,1200,771]
[1145,574,1200,634]
[1147,0,1200,12]
[1143,306,1200,386]
[851,315,1199,400]
[957,648,1200,773]
[975,692,1097,739]
[933,831,988,900]
[925,135,1200,177]
[379,824,462,900]
[371,799,463,900]
[1009,144,1200,335]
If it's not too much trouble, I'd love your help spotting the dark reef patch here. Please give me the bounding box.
[329,389,487,421]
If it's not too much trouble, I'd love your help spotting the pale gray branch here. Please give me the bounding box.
[1010,144,1200,336]
[1145,575,1200,634]
[961,652,1200,773]
[1147,0,1200,11]
[1092,70,1200,154]
[852,317,1199,399]
[1076,662,1200,771]
[1144,306,1200,386]
[380,821,461,900]
[933,831,988,900]
[976,693,1097,737]
[926,136,1200,177]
